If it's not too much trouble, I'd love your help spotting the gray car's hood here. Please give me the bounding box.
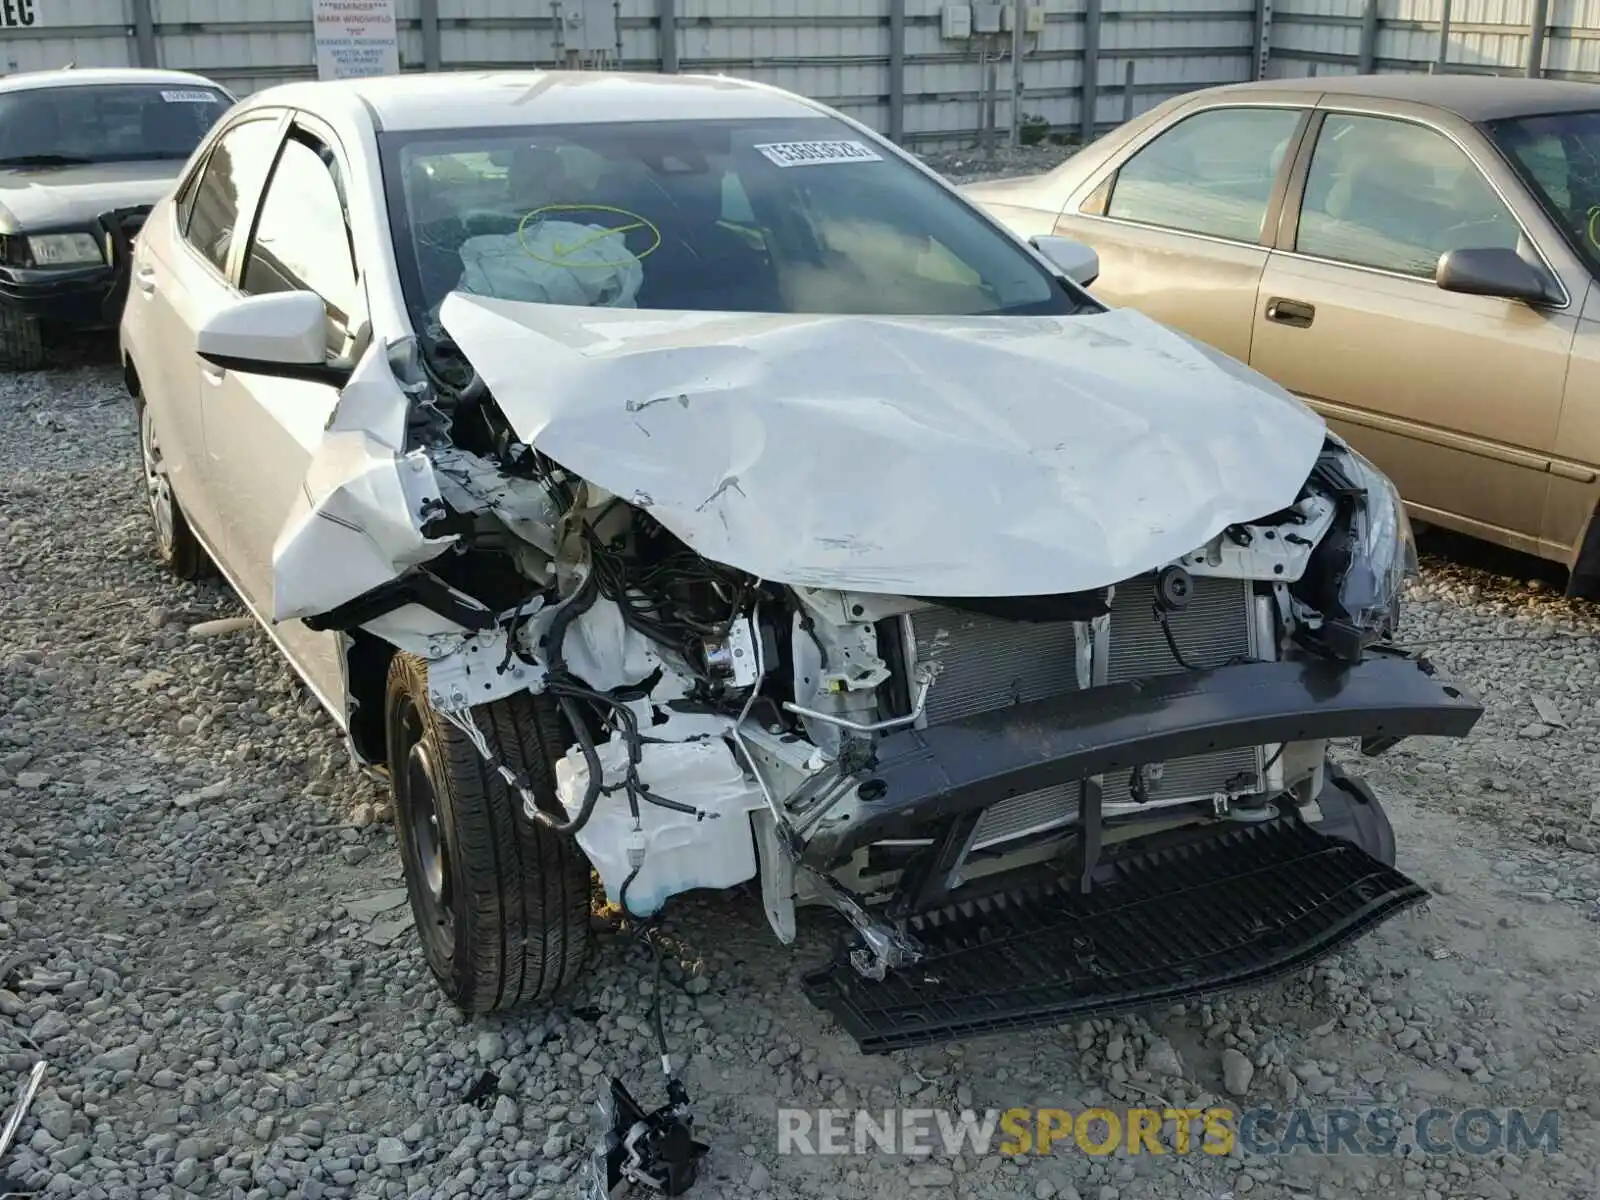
[440,294,1327,597]
[0,159,183,232]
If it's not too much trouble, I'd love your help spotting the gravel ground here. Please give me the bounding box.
[3,344,1600,1200]
[920,142,1075,184]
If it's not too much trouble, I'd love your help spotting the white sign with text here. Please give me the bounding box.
[313,0,399,81]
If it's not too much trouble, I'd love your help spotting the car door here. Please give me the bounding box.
[203,115,367,710]
[132,111,286,553]
[1050,102,1312,363]
[1251,106,1581,555]
[1552,280,1600,570]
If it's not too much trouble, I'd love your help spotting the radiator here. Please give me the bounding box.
[904,575,1263,851]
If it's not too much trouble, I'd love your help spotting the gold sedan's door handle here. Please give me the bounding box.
[1266,297,1315,328]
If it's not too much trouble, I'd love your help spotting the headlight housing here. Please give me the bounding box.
[26,232,104,267]
[1299,441,1417,660]
[1337,445,1417,631]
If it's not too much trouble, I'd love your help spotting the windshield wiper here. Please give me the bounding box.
[0,154,95,167]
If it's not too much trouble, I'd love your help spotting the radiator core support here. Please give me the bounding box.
[898,574,1266,854]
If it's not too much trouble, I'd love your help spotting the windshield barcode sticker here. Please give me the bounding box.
[161,89,217,103]
[754,140,883,168]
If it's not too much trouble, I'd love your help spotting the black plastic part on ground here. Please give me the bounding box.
[591,1076,707,1197]
[801,797,1425,1054]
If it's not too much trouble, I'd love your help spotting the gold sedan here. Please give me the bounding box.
[965,75,1600,593]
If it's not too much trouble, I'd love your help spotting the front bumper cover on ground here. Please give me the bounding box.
[798,654,1481,868]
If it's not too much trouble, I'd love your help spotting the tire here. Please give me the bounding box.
[0,305,44,371]
[136,397,209,580]
[385,653,593,1015]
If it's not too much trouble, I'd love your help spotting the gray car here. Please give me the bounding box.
[0,66,232,368]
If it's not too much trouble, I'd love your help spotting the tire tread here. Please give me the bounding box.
[0,306,45,371]
[388,654,592,1014]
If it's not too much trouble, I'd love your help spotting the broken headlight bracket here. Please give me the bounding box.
[302,569,497,634]
[803,867,924,981]
[424,624,548,712]
[586,858,709,1200]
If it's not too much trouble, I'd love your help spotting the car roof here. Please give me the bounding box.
[1208,74,1600,122]
[0,66,227,96]
[249,70,827,133]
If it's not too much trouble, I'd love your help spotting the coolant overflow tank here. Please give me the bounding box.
[553,738,767,916]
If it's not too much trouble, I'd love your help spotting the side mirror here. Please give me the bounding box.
[1435,247,1554,304]
[196,291,350,386]
[1030,234,1100,288]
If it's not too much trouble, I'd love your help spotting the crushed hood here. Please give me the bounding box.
[440,294,1326,597]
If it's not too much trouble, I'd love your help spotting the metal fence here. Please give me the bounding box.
[1,0,1596,150]
[1268,0,1600,82]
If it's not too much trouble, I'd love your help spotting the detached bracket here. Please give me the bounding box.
[586,1076,707,1198]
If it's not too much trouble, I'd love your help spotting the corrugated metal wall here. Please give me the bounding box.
[1268,0,1600,81]
[0,0,134,73]
[1,0,1596,148]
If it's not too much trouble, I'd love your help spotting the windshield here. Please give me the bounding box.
[378,115,1080,346]
[0,83,231,166]
[1488,109,1600,275]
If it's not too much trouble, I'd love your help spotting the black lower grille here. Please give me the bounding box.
[802,818,1426,1053]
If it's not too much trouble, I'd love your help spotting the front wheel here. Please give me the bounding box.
[0,305,44,370]
[386,653,594,1015]
[137,397,209,580]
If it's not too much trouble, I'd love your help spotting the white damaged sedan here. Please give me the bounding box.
[122,68,1479,1191]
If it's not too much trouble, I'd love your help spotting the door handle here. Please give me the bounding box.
[1265,297,1315,328]
[134,266,157,295]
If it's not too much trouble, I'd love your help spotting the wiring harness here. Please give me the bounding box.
[583,513,755,679]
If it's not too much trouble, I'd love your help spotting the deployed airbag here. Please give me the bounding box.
[458,222,643,308]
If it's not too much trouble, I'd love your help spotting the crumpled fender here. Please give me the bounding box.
[271,340,456,623]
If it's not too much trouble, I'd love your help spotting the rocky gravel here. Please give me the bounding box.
[3,348,1600,1200]
[921,142,1075,184]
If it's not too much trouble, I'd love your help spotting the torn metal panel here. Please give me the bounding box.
[360,604,476,655]
[271,341,456,623]
[429,445,562,557]
[438,293,1327,598]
